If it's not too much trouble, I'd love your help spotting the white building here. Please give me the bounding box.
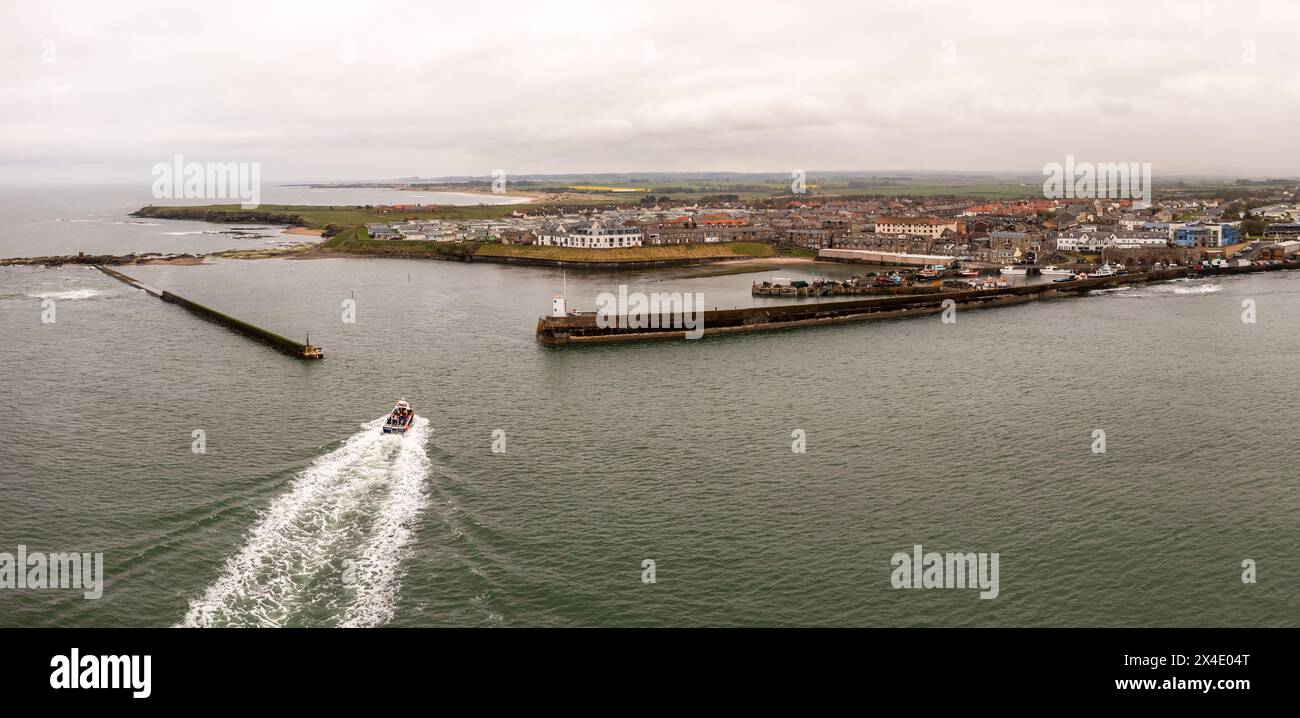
[536,219,643,248]
[1109,234,1169,249]
[874,217,960,238]
[1052,231,1168,252]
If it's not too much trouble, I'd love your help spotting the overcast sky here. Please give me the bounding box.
[2,0,1297,183]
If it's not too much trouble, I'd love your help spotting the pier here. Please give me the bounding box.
[538,262,1295,345]
[94,265,324,360]
[752,281,953,297]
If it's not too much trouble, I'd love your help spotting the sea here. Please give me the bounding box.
[1,184,1296,626]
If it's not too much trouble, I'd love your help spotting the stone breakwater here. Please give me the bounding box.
[537,263,1286,345]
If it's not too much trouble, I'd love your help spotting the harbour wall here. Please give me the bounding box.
[537,263,1286,345]
[94,265,323,360]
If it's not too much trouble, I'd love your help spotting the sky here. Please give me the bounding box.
[1,0,1297,183]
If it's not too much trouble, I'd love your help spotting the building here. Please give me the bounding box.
[1173,222,1240,248]
[1109,233,1169,250]
[365,223,398,240]
[873,217,961,238]
[536,219,643,248]
[1260,240,1300,260]
[1263,223,1300,239]
[1052,231,1168,252]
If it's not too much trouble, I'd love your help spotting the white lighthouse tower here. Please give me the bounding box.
[551,271,568,317]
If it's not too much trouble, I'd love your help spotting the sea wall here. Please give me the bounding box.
[536,265,1275,345]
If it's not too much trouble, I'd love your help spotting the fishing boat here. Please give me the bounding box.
[999,265,1028,275]
[957,268,979,277]
[1040,265,1072,276]
[382,399,416,434]
[1088,263,1117,278]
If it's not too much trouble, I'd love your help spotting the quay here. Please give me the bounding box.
[93,265,324,360]
[817,249,963,267]
[752,280,950,297]
[537,262,1293,345]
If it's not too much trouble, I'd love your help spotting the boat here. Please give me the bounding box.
[1052,275,1079,283]
[957,268,979,277]
[999,265,1028,275]
[995,277,1009,288]
[916,269,942,280]
[1088,263,1117,278]
[382,399,417,434]
[1040,265,1073,276]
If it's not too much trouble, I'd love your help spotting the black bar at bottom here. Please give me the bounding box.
[0,628,1285,706]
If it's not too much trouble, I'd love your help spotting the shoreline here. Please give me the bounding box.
[397,188,536,204]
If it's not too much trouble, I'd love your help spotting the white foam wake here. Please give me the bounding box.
[30,289,100,301]
[179,417,431,628]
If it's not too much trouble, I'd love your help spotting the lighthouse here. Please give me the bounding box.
[551,270,568,317]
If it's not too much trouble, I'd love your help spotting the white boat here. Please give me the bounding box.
[382,399,416,434]
[999,265,1028,275]
[1040,265,1072,275]
[1088,263,1117,278]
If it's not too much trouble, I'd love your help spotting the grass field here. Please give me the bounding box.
[472,242,775,263]
[322,226,481,259]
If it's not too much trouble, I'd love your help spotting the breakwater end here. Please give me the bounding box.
[1,252,204,267]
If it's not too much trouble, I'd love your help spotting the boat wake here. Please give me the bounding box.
[1103,282,1222,298]
[179,417,431,628]
[1168,283,1222,295]
[29,289,101,301]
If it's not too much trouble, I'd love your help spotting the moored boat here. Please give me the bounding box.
[1040,265,1072,275]
[999,265,1028,276]
[1088,263,1117,278]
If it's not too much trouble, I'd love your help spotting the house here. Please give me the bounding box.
[536,219,642,248]
[365,223,398,240]
[1173,222,1240,248]
[873,217,962,238]
[1052,231,1167,252]
[1263,223,1300,239]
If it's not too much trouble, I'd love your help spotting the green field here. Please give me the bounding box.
[323,226,480,259]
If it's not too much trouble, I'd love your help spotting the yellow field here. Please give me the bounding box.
[567,185,649,192]
[473,242,774,263]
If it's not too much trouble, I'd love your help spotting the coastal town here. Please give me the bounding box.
[359,186,1300,270]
